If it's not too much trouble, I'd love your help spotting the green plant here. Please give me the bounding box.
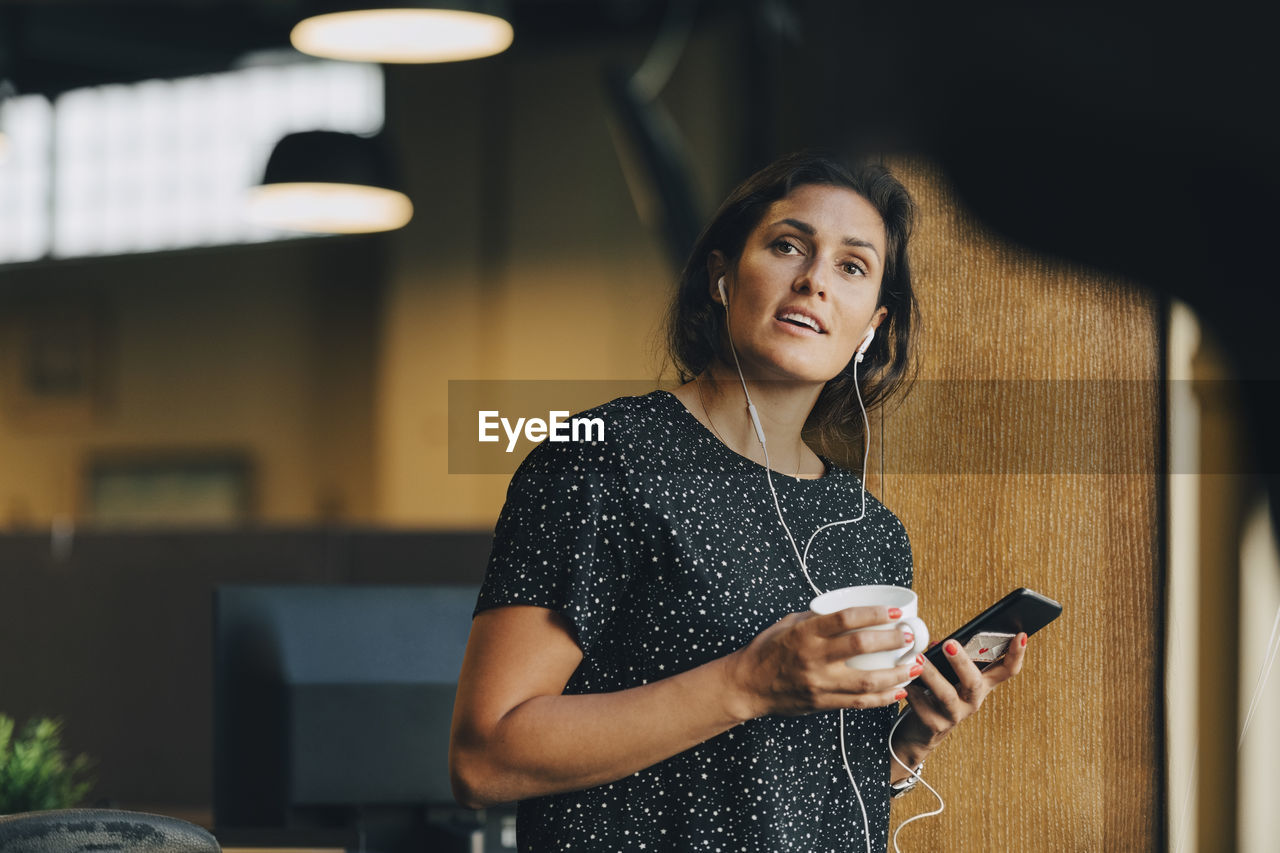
[0,714,94,813]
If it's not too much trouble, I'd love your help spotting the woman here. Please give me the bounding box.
[450,152,1028,851]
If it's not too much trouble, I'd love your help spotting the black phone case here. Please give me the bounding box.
[922,587,1062,685]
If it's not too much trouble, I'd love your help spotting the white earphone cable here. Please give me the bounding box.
[838,707,874,853]
[888,711,946,853]
[719,280,934,852]
[721,293,823,596]
[801,363,871,568]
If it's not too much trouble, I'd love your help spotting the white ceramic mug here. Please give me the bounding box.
[809,584,930,673]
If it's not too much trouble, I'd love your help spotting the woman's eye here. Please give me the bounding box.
[843,261,867,276]
[774,239,801,254]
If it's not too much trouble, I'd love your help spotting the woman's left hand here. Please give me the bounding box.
[894,633,1029,759]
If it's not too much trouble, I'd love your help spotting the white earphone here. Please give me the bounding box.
[717,276,728,306]
[856,326,875,362]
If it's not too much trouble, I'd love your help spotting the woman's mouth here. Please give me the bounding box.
[776,312,824,334]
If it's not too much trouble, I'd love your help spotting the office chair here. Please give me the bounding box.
[0,809,220,853]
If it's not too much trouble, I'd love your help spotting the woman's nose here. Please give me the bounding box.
[792,262,827,296]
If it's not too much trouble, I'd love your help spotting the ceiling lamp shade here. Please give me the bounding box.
[246,130,413,234]
[290,2,513,64]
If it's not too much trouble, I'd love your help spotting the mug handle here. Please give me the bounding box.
[895,616,929,665]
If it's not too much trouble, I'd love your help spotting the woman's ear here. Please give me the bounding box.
[869,306,889,329]
[706,251,727,304]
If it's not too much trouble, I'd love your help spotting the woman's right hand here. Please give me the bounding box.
[725,606,923,720]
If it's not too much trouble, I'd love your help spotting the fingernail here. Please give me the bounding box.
[888,607,902,619]
[902,631,914,645]
[916,653,925,665]
[894,690,907,700]
[909,665,923,677]
[1020,634,1028,647]
[944,640,960,656]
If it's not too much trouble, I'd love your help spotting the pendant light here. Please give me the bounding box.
[290,1,513,64]
[246,130,413,234]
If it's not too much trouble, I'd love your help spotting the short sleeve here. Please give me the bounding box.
[475,438,636,656]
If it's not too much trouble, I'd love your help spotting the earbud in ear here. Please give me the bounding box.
[855,327,876,363]
[717,276,728,306]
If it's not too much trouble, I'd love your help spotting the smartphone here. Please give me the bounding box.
[922,587,1062,685]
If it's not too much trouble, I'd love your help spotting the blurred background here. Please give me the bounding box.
[0,1,1276,851]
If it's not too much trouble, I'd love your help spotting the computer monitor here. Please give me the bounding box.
[213,584,480,846]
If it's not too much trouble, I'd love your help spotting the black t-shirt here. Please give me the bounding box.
[476,390,914,852]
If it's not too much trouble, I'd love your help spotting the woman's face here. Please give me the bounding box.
[712,183,889,385]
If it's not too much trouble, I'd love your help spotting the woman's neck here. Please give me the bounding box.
[684,361,825,478]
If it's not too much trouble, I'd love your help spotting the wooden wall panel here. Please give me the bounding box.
[875,160,1161,851]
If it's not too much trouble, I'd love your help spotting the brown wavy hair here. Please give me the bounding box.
[665,151,920,461]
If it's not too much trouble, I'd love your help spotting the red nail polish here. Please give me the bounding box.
[888,607,902,619]
[894,690,907,700]
[944,640,960,656]
[902,631,914,645]
[916,653,925,665]
[909,665,923,677]
[1020,634,1028,647]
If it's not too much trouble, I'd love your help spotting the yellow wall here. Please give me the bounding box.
[881,159,1161,850]
[0,241,379,527]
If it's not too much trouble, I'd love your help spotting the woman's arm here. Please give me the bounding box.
[888,633,1030,784]
[449,603,920,809]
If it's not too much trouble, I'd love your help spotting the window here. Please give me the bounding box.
[0,60,384,265]
[0,93,54,264]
